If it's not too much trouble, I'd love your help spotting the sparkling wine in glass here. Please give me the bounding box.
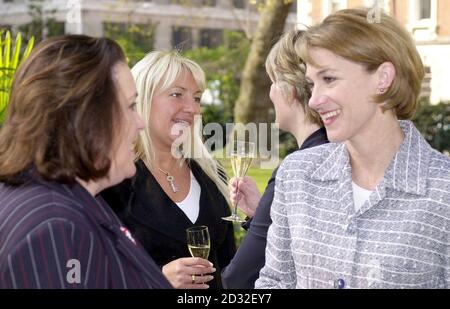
[222,140,256,223]
[186,225,210,259]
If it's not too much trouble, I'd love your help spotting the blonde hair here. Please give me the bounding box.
[265,30,322,125]
[132,50,229,203]
[299,8,424,119]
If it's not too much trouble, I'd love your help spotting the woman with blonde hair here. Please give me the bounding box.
[102,51,235,289]
[221,29,328,289]
[256,8,450,289]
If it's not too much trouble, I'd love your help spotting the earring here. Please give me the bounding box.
[378,88,385,94]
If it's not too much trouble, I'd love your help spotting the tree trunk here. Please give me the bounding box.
[234,0,292,124]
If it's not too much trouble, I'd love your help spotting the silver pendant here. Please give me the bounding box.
[166,175,178,193]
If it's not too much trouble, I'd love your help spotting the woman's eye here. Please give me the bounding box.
[194,97,201,103]
[130,102,137,111]
[307,82,314,90]
[170,92,182,98]
[323,76,336,84]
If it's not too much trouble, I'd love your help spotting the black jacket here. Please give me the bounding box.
[102,159,236,289]
[221,127,328,289]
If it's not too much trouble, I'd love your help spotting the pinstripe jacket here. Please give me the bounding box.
[255,121,450,289]
[0,172,172,289]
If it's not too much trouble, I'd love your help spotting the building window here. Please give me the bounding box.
[408,0,437,40]
[200,0,216,6]
[410,0,436,23]
[172,27,192,50]
[233,0,245,9]
[419,0,431,19]
[200,28,222,48]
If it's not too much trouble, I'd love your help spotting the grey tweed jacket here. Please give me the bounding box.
[256,121,450,289]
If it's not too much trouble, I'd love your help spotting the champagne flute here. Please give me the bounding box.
[186,225,210,259]
[222,140,256,223]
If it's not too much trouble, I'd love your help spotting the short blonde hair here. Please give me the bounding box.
[265,30,322,125]
[132,51,229,203]
[299,8,424,119]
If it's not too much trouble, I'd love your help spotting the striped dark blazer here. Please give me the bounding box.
[0,172,172,289]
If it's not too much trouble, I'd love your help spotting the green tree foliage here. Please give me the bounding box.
[104,22,156,67]
[413,100,450,153]
[0,31,35,124]
[183,30,250,131]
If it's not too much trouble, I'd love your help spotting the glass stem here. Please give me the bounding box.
[233,177,240,216]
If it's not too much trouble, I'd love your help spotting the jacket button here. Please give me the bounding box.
[347,223,356,235]
[334,278,345,289]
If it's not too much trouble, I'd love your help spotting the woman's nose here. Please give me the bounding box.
[308,87,327,111]
[184,98,200,114]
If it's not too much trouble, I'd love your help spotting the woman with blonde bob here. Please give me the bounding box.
[222,29,328,289]
[256,8,450,289]
[102,51,235,289]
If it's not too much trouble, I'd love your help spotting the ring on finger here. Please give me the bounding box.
[191,274,196,284]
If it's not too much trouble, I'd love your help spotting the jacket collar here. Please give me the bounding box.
[126,160,226,245]
[310,120,431,196]
[300,127,328,150]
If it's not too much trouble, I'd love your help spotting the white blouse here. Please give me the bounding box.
[175,171,201,223]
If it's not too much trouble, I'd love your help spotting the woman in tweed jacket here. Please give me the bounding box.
[256,8,450,289]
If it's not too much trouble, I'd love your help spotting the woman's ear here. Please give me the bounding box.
[377,62,396,93]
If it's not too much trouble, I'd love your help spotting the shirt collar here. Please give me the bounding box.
[310,120,431,196]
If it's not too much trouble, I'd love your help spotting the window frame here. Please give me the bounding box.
[408,0,437,40]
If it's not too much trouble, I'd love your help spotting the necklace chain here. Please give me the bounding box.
[158,167,179,193]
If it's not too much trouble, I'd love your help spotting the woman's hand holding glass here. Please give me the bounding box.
[223,141,257,222]
[161,226,214,289]
[161,257,215,289]
[229,176,262,218]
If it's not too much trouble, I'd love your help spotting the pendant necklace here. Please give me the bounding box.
[158,167,179,193]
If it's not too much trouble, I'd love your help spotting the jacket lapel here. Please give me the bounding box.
[98,220,170,288]
[125,160,228,246]
[125,160,190,244]
[346,121,430,218]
